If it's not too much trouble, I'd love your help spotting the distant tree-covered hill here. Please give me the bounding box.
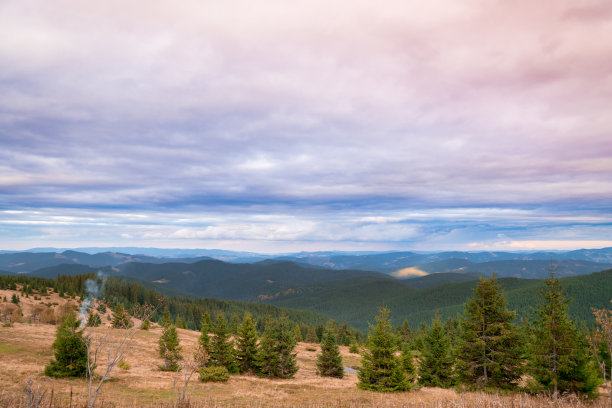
[266,269,612,332]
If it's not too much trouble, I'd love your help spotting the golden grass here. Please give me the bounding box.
[0,287,610,407]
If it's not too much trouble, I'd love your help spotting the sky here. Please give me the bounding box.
[0,0,611,253]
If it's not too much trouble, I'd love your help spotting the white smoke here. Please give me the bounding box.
[79,271,108,327]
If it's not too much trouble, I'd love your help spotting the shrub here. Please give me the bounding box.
[118,360,131,370]
[349,344,359,354]
[199,366,230,382]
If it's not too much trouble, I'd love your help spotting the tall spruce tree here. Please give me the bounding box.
[528,268,600,398]
[208,313,238,374]
[400,343,416,385]
[159,323,182,371]
[235,313,260,374]
[457,276,524,389]
[45,311,89,378]
[418,315,455,388]
[358,307,410,391]
[198,312,211,355]
[317,322,344,378]
[111,303,132,328]
[259,316,299,378]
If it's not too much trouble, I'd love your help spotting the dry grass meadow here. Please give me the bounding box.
[0,287,610,407]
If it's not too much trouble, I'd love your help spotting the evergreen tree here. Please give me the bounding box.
[158,323,182,371]
[305,326,318,343]
[86,313,102,327]
[198,312,211,357]
[457,276,524,389]
[358,307,410,391]
[208,313,238,374]
[259,316,299,378]
[111,303,132,328]
[317,322,344,378]
[44,311,89,378]
[400,343,416,384]
[160,307,172,328]
[293,323,303,342]
[235,313,259,374]
[528,268,600,398]
[418,315,455,388]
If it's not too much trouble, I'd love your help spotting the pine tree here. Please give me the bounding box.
[305,326,318,343]
[198,313,211,357]
[259,316,299,378]
[111,303,132,328]
[358,307,410,391]
[418,315,455,388]
[159,323,182,371]
[456,276,524,389]
[235,313,259,374]
[528,268,600,398]
[317,322,344,378]
[160,307,172,328]
[208,313,238,374]
[86,313,102,327]
[44,311,89,378]
[400,343,416,384]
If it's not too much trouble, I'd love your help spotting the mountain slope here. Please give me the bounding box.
[266,269,612,331]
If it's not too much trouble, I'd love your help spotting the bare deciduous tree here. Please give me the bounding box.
[84,303,157,408]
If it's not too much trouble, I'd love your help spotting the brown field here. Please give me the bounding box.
[0,288,610,407]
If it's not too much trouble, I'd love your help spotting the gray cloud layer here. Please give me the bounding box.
[1,0,611,251]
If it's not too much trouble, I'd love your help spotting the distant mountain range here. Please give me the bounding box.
[3,247,612,276]
[2,250,611,332]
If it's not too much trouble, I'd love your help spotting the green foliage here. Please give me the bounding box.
[160,308,172,328]
[118,360,130,370]
[235,313,259,374]
[11,294,19,304]
[317,322,344,378]
[44,312,89,378]
[96,303,107,314]
[86,313,102,327]
[358,307,410,392]
[111,303,132,328]
[456,276,524,390]
[528,270,601,398]
[258,316,299,379]
[199,365,230,382]
[349,343,360,354]
[140,319,151,330]
[208,313,238,374]
[158,324,182,371]
[400,344,416,384]
[417,315,454,388]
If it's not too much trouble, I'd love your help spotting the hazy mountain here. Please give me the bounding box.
[400,259,612,279]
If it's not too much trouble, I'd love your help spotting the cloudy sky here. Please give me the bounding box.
[1,0,611,253]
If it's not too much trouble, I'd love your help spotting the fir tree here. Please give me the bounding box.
[317,322,344,378]
[235,313,259,374]
[44,311,89,378]
[159,323,182,371]
[457,276,524,389]
[418,315,455,388]
[528,268,600,398]
[111,303,132,328]
[86,313,102,327]
[400,343,416,384]
[208,313,238,374]
[305,326,318,343]
[160,307,172,328]
[259,316,299,378]
[358,307,410,391]
[198,312,211,357]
